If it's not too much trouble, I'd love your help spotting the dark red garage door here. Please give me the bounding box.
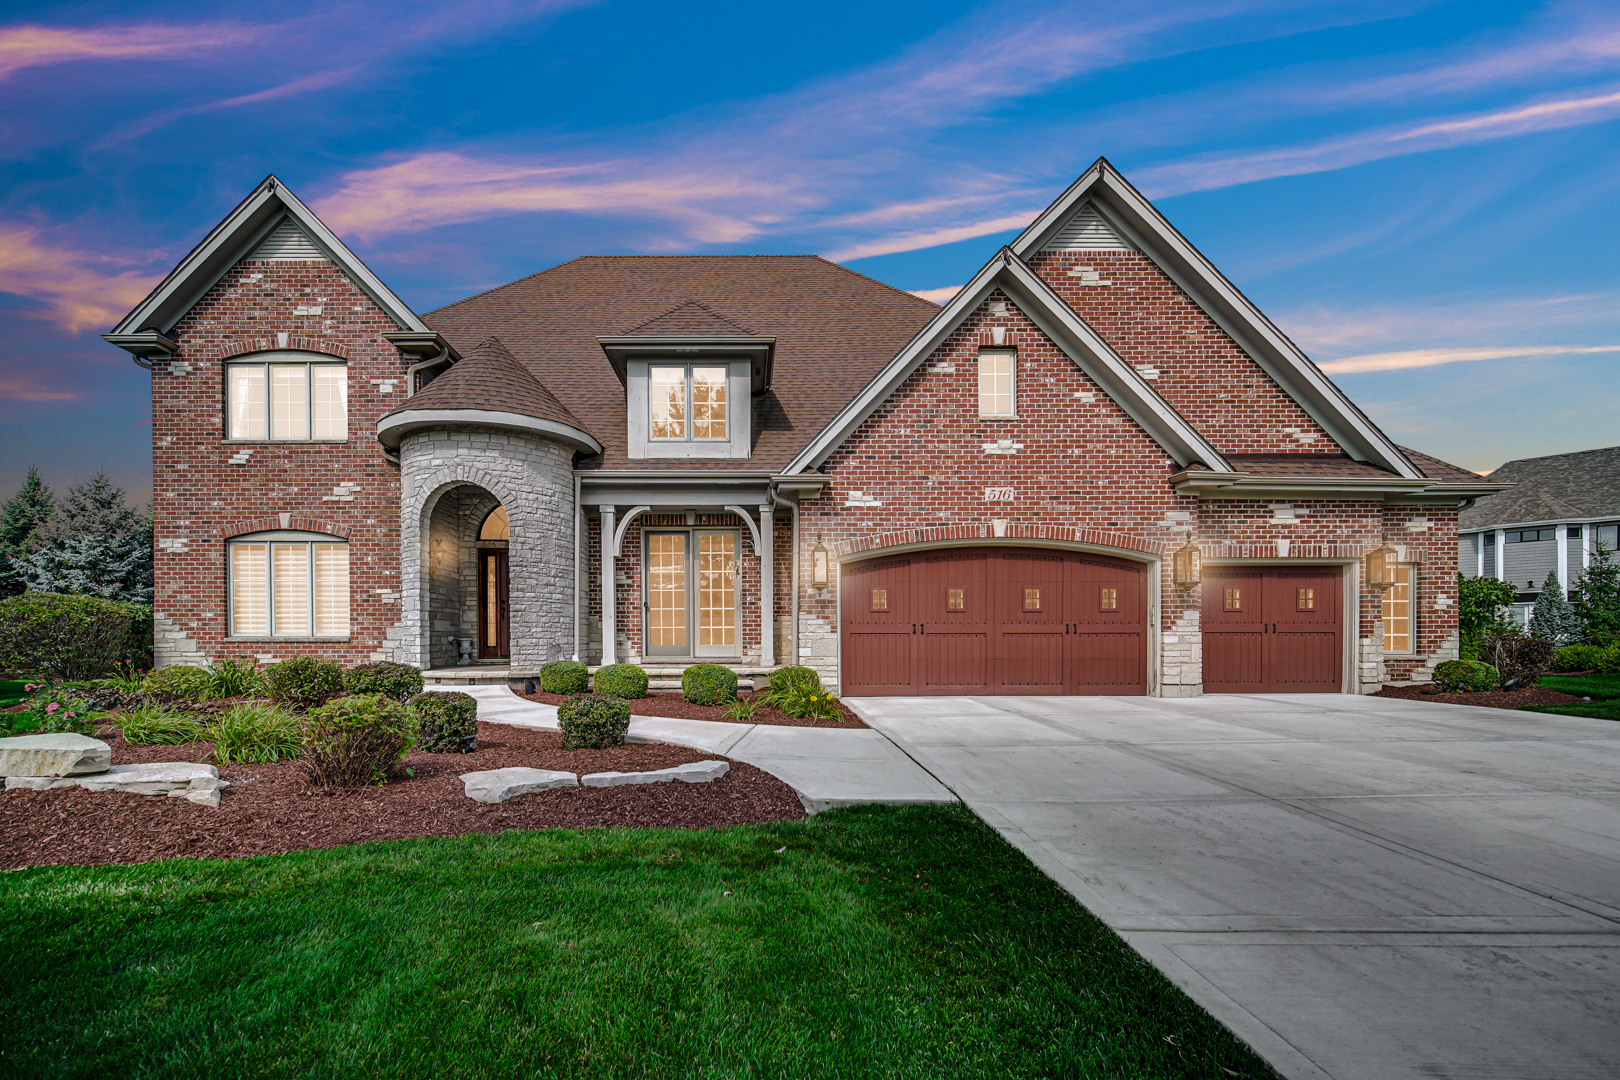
[1202,566,1343,693]
[841,547,1146,696]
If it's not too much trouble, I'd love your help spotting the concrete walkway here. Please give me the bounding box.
[463,685,954,813]
[850,693,1620,1080]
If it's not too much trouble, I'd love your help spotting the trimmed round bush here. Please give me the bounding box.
[557,693,631,750]
[593,663,648,699]
[266,656,344,711]
[410,691,479,753]
[144,664,214,704]
[764,665,821,695]
[299,693,415,786]
[539,660,589,695]
[681,663,737,706]
[0,592,148,681]
[1551,643,1620,674]
[343,660,423,703]
[1433,659,1498,693]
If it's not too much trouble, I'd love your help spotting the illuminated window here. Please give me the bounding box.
[1382,565,1414,653]
[479,505,509,541]
[1297,588,1315,611]
[228,534,348,637]
[1224,587,1242,611]
[871,588,888,612]
[979,350,1015,418]
[227,359,347,441]
[947,588,965,610]
[649,364,728,441]
[1099,587,1118,611]
[1024,587,1041,611]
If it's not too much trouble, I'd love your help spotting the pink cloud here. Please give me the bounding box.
[0,22,254,80]
[0,224,159,334]
[0,372,83,402]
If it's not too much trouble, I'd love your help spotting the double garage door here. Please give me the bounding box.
[842,547,1146,696]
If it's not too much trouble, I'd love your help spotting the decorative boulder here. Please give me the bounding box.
[581,761,729,787]
[0,733,111,777]
[460,767,578,804]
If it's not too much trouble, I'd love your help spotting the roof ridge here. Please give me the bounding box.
[619,297,758,336]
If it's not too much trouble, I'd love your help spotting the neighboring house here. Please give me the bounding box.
[105,161,1501,696]
[1459,445,1620,627]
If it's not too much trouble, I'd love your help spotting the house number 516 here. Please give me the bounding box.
[983,487,1015,501]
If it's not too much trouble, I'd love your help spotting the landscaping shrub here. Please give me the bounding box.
[107,660,148,694]
[557,693,631,750]
[1433,659,1498,693]
[539,660,589,695]
[1476,633,1557,690]
[593,663,648,699]
[681,663,737,706]
[410,691,478,753]
[207,702,302,763]
[203,657,267,699]
[722,696,761,721]
[1528,570,1580,647]
[764,665,821,695]
[342,660,423,703]
[1458,574,1517,659]
[1550,643,1620,673]
[298,694,415,787]
[1573,541,1620,646]
[143,665,214,704]
[766,682,842,720]
[0,592,145,680]
[266,656,344,712]
[16,682,97,736]
[119,706,205,746]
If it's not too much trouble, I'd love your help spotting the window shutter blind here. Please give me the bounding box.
[314,544,349,635]
[272,543,310,636]
[231,544,268,635]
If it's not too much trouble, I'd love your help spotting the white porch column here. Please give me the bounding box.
[1475,532,1484,578]
[600,505,616,666]
[1495,529,1506,581]
[758,503,775,667]
[1557,524,1570,592]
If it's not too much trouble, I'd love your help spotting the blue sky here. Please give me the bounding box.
[2,0,1617,504]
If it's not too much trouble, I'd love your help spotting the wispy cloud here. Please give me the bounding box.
[0,22,254,80]
[0,372,83,402]
[1318,344,1620,374]
[1279,291,1620,356]
[96,67,362,148]
[824,214,1038,262]
[909,286,960,304]
[1137,85,1620,197]
[0,225,158,333]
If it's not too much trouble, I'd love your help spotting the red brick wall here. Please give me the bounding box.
[151,258,408,667]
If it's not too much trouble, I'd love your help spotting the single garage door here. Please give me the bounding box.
[1202,566,1343,693]
[841,546,1146,696]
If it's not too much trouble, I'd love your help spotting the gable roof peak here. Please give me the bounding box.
[620,298,757,337]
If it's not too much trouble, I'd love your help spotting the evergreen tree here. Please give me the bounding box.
[1573,542,1620,647]
[0,466,55,597]
[1528,569,1580,647]
[6,471,153,605]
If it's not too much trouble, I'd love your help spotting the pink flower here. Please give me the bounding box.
[44,702,58,714]
[65,712,75,718]
[24,684,36,692]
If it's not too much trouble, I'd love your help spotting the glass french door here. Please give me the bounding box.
[478,549,509,660]
[644,530,737,657]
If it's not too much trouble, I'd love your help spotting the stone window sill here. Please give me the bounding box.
[226,637,351,643]
[221,440,350,445]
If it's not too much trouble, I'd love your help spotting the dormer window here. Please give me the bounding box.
[650,364,729,442]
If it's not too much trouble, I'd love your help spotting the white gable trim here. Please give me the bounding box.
[108,176,428,337]
[1010,160,1423,480]
[784,249,1229,475]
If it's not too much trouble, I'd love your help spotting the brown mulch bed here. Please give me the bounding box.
[0,721,805,871]
[1375,684,1584,709]
[520,688,866,727]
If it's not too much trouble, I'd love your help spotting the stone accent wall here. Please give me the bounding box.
[153,611,208,669]
[393,426,577,672]
[1160,607,1201,697]
[149,257,407,668]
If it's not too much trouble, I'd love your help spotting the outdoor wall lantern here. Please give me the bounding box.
[1366,544,1398,590]
[1173,540,1201,590]
[811,537,830,590]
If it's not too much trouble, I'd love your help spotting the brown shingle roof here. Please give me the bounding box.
[1459,445,1620,530]
[621,299,757,337]
[423,255,939,471]
[1224,454,1399,479]
[383,335,593,439]
[1399,446,1485,484]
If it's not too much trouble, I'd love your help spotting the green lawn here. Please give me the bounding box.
[1523,673,1620,721]
[0,678,27,709]
[0,805,1272,1079]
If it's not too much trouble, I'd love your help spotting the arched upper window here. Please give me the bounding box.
[479,505,509,541]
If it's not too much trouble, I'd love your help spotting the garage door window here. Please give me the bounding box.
[871,588,888,611]
[1100,587,1118,611]
[1224,587,1242,610]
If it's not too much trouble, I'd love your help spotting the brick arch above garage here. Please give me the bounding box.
[833,523,1168,562]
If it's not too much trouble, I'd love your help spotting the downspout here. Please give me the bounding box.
[768,485,797,667]
[572,472,582,662]
[404,343,452,397]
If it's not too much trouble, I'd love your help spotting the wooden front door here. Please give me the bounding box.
[477,549,509,660]
[841,547,1146,696]
[1202,566,1342,693]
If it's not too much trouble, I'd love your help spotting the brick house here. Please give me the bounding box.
[106,161,1500,695]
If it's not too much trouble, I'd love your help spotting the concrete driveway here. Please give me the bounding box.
[850,693,1620,1080]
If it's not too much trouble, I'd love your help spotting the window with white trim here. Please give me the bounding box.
[649,364,728,441]
[228,533,349,637]
[227,357,348,441]
[1382,564,1415,654]
[979,350,1015,418]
